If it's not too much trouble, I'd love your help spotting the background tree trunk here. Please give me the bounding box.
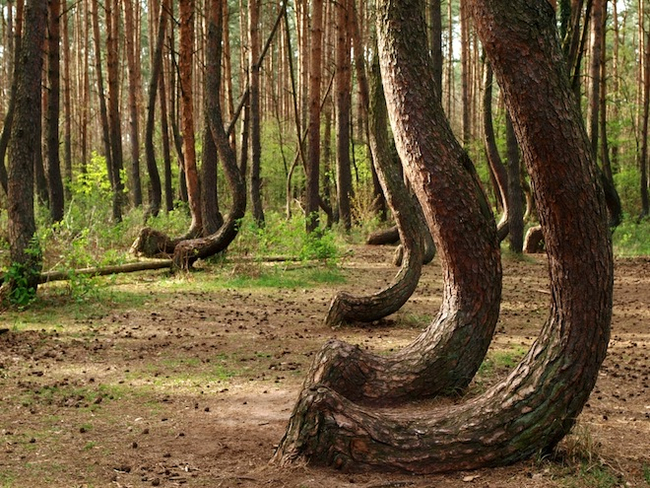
[249,0,265,227]
[306,0,323,232]
[46,0,64,223]
[180,0,203,236]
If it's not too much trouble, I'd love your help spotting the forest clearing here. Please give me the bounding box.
[2,0,650,485]
[0,244,649,488]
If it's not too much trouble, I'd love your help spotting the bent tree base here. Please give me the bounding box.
[273,0,613,473]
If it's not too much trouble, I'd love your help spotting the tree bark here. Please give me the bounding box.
[335,0,353,231]
[46,0,64,223]
[106,0,125,222]
[273,0,612,473]
[275,0,501,407]
[171,0,246,270]
[179,0,203,236]
[144,0,168,219]
[306,0,323,232]
[124,0,143,207]
[6,0,47,292]
[249,0,265,227]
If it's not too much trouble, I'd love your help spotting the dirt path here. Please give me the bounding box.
[1,246,648,487]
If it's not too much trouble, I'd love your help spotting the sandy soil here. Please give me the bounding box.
[0,245,648,487]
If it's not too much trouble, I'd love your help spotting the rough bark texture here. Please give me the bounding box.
[365,226,399,245]
[324,56,426,328]
[273,0,612,473]
[505,115,524,253]
[7,0,46,290]
[276,0,501,407]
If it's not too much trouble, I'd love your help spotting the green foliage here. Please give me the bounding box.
[232,212,341,263]
[613,167,642,217]
[613,217,650,256]
[3,261,38,307]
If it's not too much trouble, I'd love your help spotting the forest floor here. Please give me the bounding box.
[0,244,649,488]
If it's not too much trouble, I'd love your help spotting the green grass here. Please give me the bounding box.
[478,346,527,377]
[613,217,650,256]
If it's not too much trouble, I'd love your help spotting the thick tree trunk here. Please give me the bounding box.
[273,0,612,473]
[276,0,501,407]
[6,0,47,292]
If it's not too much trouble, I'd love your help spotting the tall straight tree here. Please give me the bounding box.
[249,0,265,226]
[124,0,143,207]
[306,0,323,232]
[6,0,47,293]
[144,0,169,218]
[46,0,64,222]
[335,0,353,230]
[179,0,203,236]
[106,0,125,221]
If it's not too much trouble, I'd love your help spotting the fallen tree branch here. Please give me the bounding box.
[36,260,173,284]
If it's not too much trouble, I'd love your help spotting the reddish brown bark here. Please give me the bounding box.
[273,0,612,473]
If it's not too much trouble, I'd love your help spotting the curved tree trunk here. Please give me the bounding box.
[171,0,245,270]
[483,61,509,236]
[278,0,501,406]
[324,55,427,328]
[273,0,612,472]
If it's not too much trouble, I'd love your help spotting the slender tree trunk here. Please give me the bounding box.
[171,0,246,270]
[335,0,353,231]
[505,114,523,253]
[306,0,323,232]
[0,0,23,195]
[46,0,64,222]
[144,0,168,219]
[124,0,143,207]
[429,0,443,98]
[589,0,604,155]
[483,61,509,239]
[105,0,125,222]
[249,0,265,226]
[6,0,47,293]
[641,13,650,218]
[274,0,613,473]
[325,54,427,327]
[460,0,471,145]
[62,2,72,199]
[180,0,203,235]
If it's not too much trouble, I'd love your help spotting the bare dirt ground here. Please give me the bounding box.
[1,245,649,488]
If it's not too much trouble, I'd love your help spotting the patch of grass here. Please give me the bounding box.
[613,217,650,256]
[478,346,527,377]
[221,264,345,290]
[643,464,650,484]
[0,471,16,488]
[397,312,434,329]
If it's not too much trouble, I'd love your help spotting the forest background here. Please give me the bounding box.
[0,0,648,281]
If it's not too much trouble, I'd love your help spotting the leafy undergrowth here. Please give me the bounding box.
[1,246,649,488]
